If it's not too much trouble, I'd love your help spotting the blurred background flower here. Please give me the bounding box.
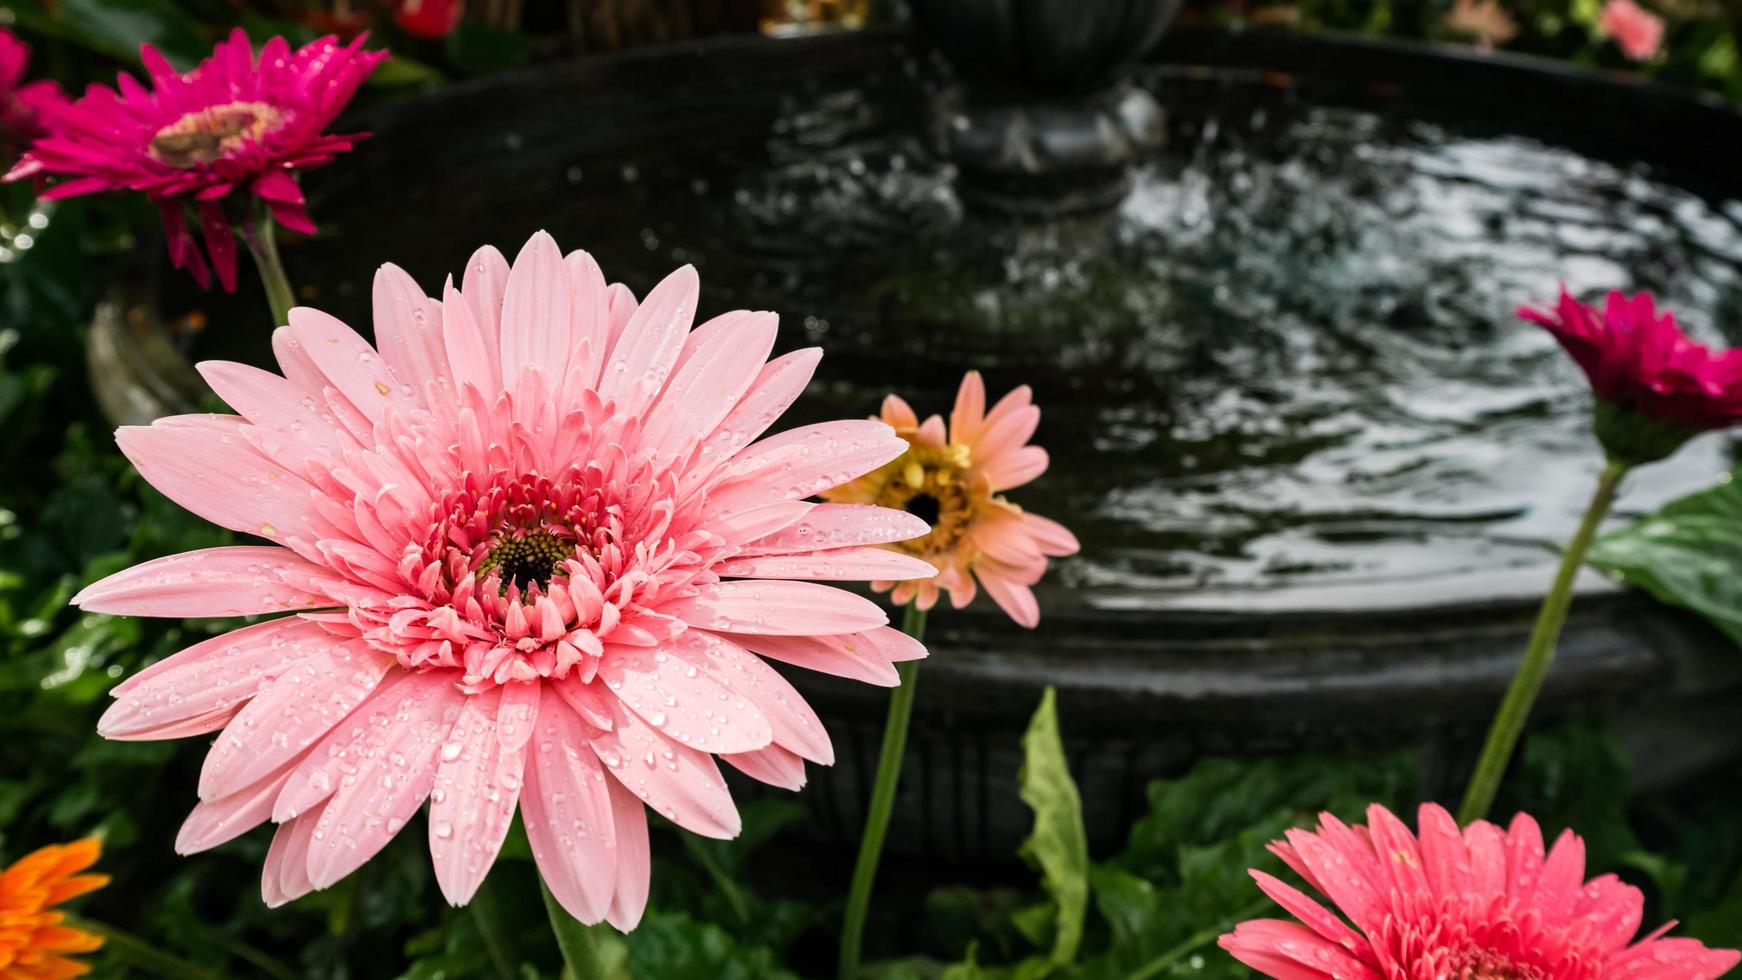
[0,838,108,979]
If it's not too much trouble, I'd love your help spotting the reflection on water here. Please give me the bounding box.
[201,61,1742,613]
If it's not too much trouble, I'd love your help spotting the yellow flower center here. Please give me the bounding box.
[149,101,285,168]
[874,444,975,558]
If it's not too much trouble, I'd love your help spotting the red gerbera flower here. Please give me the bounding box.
[1521,288,1742,463]
[5,30,385,291]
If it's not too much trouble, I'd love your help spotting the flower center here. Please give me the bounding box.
[148,101,285,168]
[904,492,941,526]
[875,448,974,558]
[477,529,572,594]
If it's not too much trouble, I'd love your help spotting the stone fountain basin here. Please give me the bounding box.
[144,27,1742,859]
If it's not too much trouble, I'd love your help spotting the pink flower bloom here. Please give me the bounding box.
[0,28,68,155]
[1521,288,1742,461]
[5,30,385,291]
[395,0,466,40]
[822,372,1078,628]
[1220,803,1740,979]
[1599,0,1665,62]
[73,232,934,928]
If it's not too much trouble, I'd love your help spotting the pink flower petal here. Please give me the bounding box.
[599,264,699,417]
[704,420,907,513]
[523,684,619,925]
[596,641,773,754]
[715,547,936,581]
[666,580,888,635]
[176,755,300,855]
[115,420,322,546]
[641,310,777,458]
[737,504,929,556]
[726,626,923,686]
[197,360,341,457]
[1248,871,1366,951]
[603,773,651,931]
[74,546,336,617]
[461,244,509,377]
[681,348,823,495]
[305,672,466,889]
[286,307,419,423]
[499,231,574,400]
[262,808,321,908]
[441,274,499,399]
[680,632,833,764]
[722,745,807,791]
[559,250,610,392]
[590,697,739,839]
[372,263,447,409]
[100,618,331,739]
[427,687,529,906]
[197,639,392,800]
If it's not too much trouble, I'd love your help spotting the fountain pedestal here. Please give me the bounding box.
[912,0,1181,216]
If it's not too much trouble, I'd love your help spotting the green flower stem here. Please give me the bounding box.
[1458,458,1629,824]
[241,213,296,328]
[540,875,624,980]
[71,917,225,980]
[838,602,928,980]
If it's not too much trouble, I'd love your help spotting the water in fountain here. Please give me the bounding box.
[192,45,1742,616]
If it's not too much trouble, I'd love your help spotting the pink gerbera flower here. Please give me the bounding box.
[1521,288,1742,462]
[1221,803,1740,979]
[5,29,385,291]
[1599,0,1665,62]
[0,28,68,157]
[821,371,1077,627]
[73,231,934,928]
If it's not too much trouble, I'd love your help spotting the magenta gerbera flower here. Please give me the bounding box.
[5,29,384,291]
[73,231,934,928]
[1522,288,1742,463]
[0,28,67,157]
[1221,803,1740,979]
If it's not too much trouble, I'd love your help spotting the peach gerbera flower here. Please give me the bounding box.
[73,231,934,929]
[822,371,1078,627]
[1220,803,1740,979]
[0,838,108,979]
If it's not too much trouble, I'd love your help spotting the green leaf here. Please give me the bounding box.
[19,0,212,66]
[1588,467,1742,646]
[442,24,531,76]
[1686,866,1742,946]
[1013,687,1089,977]
[368,55,447,88]
[927,886,1031,963]
[622,911,797,980]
